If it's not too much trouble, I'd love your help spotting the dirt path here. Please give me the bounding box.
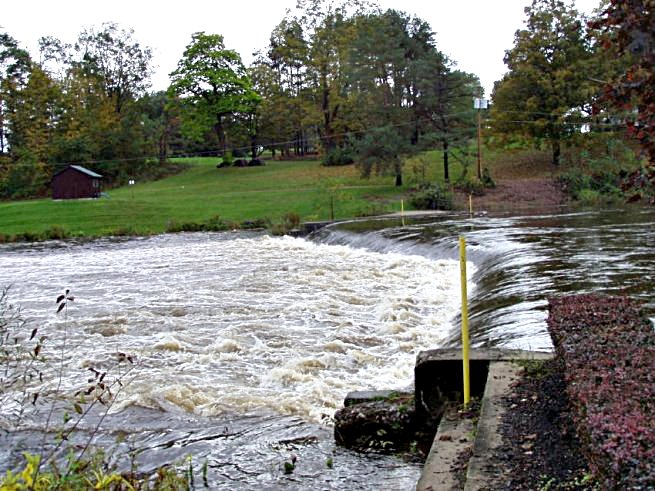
[454,178,569,214]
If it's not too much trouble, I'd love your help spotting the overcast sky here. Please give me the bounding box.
[3,0,601,97]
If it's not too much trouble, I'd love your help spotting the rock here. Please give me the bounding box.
[234,159,248,167]
[334,393,416,452]
[344,390,412,407]
[247,158,265,166]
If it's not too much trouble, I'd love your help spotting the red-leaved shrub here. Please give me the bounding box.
[548,294,655,489]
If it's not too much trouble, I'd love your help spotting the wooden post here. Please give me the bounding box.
[476,109,482,180]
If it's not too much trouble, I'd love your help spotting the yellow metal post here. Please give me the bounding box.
[469,194,473,215]
[401,199,405,227]
[459,236,471,405]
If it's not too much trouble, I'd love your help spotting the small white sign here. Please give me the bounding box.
[474,98,489,109]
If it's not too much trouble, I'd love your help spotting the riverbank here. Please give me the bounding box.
[454,294,654,489]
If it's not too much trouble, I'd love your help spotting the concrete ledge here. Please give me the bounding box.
[415,350,553,491]
[416,402,475,491]
[416,348,552,365]
[464,362,522,491]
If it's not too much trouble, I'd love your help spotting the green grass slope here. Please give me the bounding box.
[0,157,442,239]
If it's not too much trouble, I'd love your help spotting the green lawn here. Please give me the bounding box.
[0,155,459,239]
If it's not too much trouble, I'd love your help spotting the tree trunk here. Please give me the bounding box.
[551,139,561,166]
[443,140,449,183]
[214,116,226,155]
[321,68,336,152]
[158,131,168,165]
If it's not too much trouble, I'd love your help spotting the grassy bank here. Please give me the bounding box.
[0,155,459,241]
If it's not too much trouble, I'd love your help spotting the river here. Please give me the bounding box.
[0,208,653,489]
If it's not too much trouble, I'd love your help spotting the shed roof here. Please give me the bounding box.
[69,165,102,178]
[53,165,103,179]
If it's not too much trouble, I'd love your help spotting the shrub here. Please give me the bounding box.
[240,218,269,230]
[13,231,45,242]
[547,294,655,489]
[111,225,138,237]
[558,169,623,202]
[455,177,485,196]
[410,184,454,210]
[0,289,195,490]
[221,151,234,166]
[166,216,236,233]
[204,215,232,231]
[44,226,70,241]
[270,212,301,236]
[481,167,496,189]
[322,146,355,166]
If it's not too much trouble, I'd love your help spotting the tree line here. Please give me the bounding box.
[0,0,653,200]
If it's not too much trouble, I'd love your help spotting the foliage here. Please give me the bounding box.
[481,167,496,189]
[0,24,157,198]
[355,125,411,186]
[0,289,197,490]
[322,146,354,166]
[558,133,646,203]
[165,214,237,233]
[71,23,153,114]
[270,212,301,236]
[0,31,31,154]
[409,184,454,210]
[589,0,655,202]
[0,287,45,425]
[557,167,623,204]
[547,294,655,489]
[491,0,597,166]
[168,32,260,155]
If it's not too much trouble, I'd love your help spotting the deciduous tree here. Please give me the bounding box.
[0,32,31,154]
[169,32,260,155]
[590,0,655,201]
[491,0,595,166]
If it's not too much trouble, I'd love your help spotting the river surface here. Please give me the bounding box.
[0,208,653,489]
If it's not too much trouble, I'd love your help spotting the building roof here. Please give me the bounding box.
[54,165,103,179]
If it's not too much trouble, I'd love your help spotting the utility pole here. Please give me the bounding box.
[473,98,488,180]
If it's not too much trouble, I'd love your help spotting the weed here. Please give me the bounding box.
[0,289,192,490]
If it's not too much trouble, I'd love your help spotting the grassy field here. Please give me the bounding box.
[0,154,460,239]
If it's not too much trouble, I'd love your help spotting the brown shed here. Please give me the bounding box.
[51,165,103,200]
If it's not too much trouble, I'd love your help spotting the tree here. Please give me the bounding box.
[0,32,31,154]
[355,125,409,186]
[414,54,480,183]
[590,0,655,201]
[138,91,181,164]
[490,0,596,165]
[169,32,260,155]
[73,23,152,115]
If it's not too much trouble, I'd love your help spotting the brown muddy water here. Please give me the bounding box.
[0,208,653,489]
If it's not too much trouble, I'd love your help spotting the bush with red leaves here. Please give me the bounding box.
[547,294,655,489]
[590,1,655,202]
